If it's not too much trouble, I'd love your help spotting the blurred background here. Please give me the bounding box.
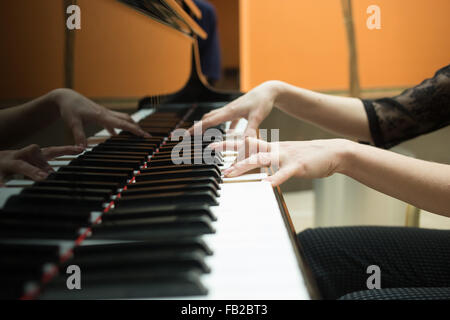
[1,0,449,230]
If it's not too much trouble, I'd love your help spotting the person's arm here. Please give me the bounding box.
[188,80,371,141]
[272,81,372,141]
[190,65,450,146]
[342,142,450,217]
[0,88,150,149]
[211,138,450,218]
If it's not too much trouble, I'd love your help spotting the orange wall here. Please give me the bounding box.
[240,0,450,92]
[209,0,240,69]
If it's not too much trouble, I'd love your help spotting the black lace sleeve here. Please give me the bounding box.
[362,64,450,149]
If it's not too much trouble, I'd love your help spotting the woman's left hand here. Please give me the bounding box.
[209,137,353,186]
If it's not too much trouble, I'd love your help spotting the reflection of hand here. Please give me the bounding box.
[53,88,150,147]
[210,137,352,186]
[187,81,280,137]
[0,144,83,184]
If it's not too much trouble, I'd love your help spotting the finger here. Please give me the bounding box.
[223,152,273,178]
[17,145,52,173]
[106,126,117,137]
[209,137,270,160]
[229,119,239,130]
[243,115,262,138]
[70,119,87,147]
[10,160,49,181]
[202,109,221,118]
[41,145,85,160]
[110,111,137,123]
[242,136,270,159]
[187,110,219,135]
[188,111,233,135]
[105,116,150,138]
[265,166,297,186]
[208,139,244,152]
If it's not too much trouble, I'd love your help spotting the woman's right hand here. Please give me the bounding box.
[187,81,281,137]
[0,144,83,184]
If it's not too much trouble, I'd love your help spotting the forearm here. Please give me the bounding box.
[0,90,60,148]
[339,141,450,217]
[268,81,372,142]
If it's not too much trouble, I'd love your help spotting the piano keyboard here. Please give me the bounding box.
[0,105,310,300]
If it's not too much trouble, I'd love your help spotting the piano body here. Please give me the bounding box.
[0,0,317,300]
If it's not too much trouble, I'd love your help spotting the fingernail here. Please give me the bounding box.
[144,132,151,138]
[223,166,233,173]
[223,168,234,177]
[226,171,237,178]
[36,171,48,180]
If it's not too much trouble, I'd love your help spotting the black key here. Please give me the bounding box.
[49,171,129,183]
[91,216,215,240]
[106,204,216,221]
[73,238,212,256]
[84,150,149,160]
[21,186,112,200]
[139,127,173,135]
[35,180,120,191]
[158,144,211,153]
[108,136,164,143]
[102,139,159,146]
[121,183,219,198]
[79,154,146,163]
[117,190,218,207]
[41,271,207,299]
[71,158,142,169]
[142,164,221,176]
[118,131,166,140]
[69,246,210,274]
[163,140,221,147]
[0,208,99,225]
[126,177,220,190]
[135,168,222,183]
[0,243,61,260]
[147,156,221,167]
[0,218,84,240]
[58,166,135,177]
[152,150,222,161]
[93,145,154,153]
[10,191,106,205]
[137,120,179,127]
[99,142,158,148]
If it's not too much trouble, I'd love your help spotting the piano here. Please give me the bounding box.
[0,0,317,300]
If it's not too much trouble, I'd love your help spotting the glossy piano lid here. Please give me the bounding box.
[117,0,207,39]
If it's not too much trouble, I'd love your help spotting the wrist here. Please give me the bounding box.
[46,88,67,114]
[334,139,359,175]
[262,80,285,106]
